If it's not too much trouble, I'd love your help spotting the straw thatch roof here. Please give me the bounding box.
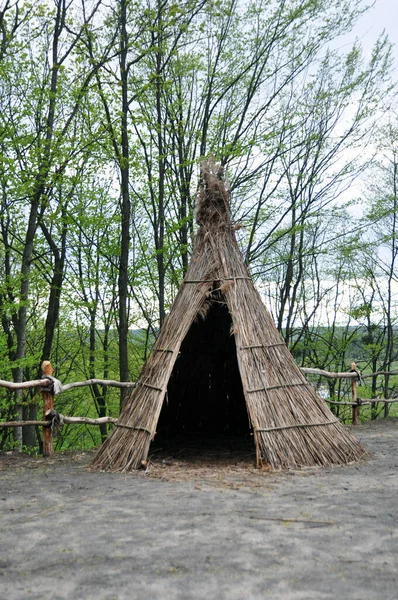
[92,160,365,472]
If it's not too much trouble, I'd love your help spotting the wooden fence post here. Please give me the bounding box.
[350,362,359,426]
[41,361,54,457]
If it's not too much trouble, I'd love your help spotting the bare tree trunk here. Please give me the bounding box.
[154,1,166,327]
[14,1,65,449]
[383,159,397,417]
[118,0,131,409]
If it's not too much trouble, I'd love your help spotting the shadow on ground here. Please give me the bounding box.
[1,419,398,600]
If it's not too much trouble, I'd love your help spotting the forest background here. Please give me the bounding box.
[1,0,397,453]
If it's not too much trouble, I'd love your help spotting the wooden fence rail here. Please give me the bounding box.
[0,377,136,393]
[1,416,118,427]
[300,367,398,380]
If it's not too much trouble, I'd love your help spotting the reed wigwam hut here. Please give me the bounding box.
[92,161,365,472]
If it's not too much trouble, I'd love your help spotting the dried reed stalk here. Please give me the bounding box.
[91,160,365,472]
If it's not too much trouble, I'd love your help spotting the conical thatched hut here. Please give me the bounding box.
[92,161,365,472]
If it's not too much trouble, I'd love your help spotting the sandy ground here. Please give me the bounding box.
[1,420,398,600]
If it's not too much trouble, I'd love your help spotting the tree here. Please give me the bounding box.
[0,0,107,446]
[129,0,392,334]
[363,118,398,411]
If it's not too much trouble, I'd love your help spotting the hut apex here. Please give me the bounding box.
[92,160,365,472]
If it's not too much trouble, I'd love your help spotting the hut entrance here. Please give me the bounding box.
[153,300,254,461]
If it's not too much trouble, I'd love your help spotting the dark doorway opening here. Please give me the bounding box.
[152,301,254,462]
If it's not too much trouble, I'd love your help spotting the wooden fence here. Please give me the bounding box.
[301,362,398,425]
[0,361,135,457]
[1,361,397,457]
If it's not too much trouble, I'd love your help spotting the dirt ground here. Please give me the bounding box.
[1,420,398,600]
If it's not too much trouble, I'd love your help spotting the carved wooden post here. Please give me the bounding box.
[350,362,359,426]
[41,361,54,457]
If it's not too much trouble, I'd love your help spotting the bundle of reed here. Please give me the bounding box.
[91,160,365,472]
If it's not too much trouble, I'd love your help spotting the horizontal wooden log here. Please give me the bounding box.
[0,420,50,427]
[62,415,118,425]
[366,397,398,403]
[0,378,135,393]
[326,400,367,407]
[326,398,398,407]
[301,367,398,380]
[300,368,357,379]
[0,415,118,428]
[56,379,135,392]
[0,379,52,391]
[362,370,398,379]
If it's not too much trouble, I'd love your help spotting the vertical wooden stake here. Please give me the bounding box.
[350,361,359,426]
[41,360,54,457]
[254,431,261,468]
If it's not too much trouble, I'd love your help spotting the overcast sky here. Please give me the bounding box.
[354,0,398,68]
